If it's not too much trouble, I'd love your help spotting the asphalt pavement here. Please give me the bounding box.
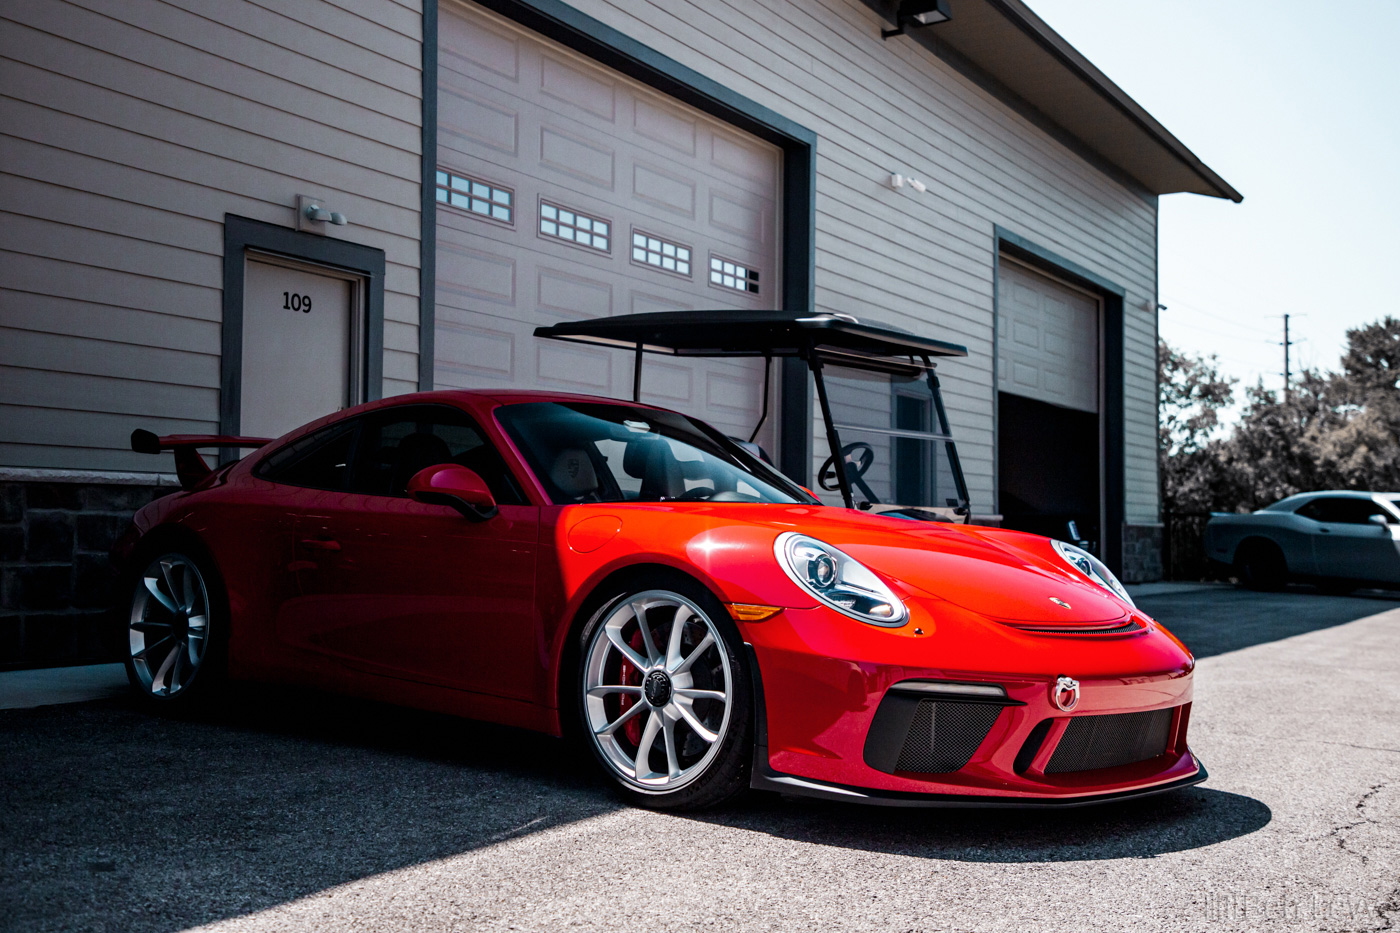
[2,583,1398,932]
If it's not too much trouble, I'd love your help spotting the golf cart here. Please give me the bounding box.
[534,309,972,523]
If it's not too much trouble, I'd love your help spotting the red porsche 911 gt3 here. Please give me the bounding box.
[116,389,1203,810]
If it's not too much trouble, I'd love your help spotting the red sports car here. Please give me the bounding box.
[117,389,1203,810]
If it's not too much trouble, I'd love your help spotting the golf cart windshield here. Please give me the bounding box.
[533,309,971,517]
[818,369,964,518]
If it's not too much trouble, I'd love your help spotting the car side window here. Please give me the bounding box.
[1297,497,1388,524]
[254,420,358,491]
[348,405,526,505]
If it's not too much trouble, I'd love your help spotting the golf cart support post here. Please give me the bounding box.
[533,310,971,515]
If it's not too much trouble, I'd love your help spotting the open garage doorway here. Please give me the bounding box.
[996,256,1104,553]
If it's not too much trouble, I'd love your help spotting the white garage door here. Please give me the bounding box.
[434,1,782,447]
[996,257,1100,413]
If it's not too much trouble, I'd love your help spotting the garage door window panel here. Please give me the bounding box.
[539,201,611,253]
[437,169,513,225]
[631,230,692,277]
[709,255,759,296]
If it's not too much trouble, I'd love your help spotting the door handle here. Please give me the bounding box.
[299,537,341,551]
[1318,527,1331,534]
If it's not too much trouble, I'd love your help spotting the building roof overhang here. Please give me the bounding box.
[874,0,1242,202]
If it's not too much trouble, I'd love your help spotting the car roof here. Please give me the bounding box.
[360,388,674,410]
[1272,490,1400,508]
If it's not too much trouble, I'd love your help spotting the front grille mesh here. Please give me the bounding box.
[1045,708,1174,774]
[895,700,1003,773]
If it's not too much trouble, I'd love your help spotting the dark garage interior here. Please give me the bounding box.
[997,391,1101,552]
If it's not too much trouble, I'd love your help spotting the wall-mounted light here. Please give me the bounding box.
[882,0,952,39]
[888,172,928,193]
[296,193,348,234]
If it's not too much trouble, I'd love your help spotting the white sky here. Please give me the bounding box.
[1027,0,1400,395]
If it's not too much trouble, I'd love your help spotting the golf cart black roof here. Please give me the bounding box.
[534,309,967,376]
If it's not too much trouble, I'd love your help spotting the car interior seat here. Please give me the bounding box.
[622,436,684,500]
[550,447,602,502]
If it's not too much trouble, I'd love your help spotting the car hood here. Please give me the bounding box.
[711,505,1129,624]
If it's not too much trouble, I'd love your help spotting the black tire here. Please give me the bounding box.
[119,538,230,712]
[575,574,751,811]
[1235,540,1287,592]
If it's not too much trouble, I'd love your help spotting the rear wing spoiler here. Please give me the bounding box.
[130,429,272,490]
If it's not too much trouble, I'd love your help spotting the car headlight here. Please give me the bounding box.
[774,532,907,626]
[1052,540,1135,608]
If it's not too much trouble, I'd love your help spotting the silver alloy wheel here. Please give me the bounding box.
[583,590,733,793]
[128,554,211,697]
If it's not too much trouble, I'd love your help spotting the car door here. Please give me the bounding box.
[1296,497,1400,582]
[280,404,540,700]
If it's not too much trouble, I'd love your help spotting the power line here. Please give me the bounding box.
[1159,295,1274,338]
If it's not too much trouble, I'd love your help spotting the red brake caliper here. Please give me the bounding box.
[616,629,647,746]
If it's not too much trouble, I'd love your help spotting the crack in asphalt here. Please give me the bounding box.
[1321,741,1400,755]
[1306,781,1389,868]
[1373,887,1400,933]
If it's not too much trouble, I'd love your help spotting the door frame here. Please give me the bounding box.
[992,225,1127,574]
[221,214,386,436]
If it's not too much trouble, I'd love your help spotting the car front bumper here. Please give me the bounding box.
[741,601,1201,805]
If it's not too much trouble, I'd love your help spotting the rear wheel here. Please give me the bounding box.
[1236,540,1287,592]
[123,548,228,709]
[577,579,751,810]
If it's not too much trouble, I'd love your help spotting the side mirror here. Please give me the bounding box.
[1368,513,1390,529]
[407,464,498,521]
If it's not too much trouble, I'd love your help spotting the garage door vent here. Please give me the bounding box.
[540,201,610,252]
[436,169,512,224]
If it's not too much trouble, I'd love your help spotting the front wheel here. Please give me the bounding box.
[577,580,751,810]
[1235,540,1287,592]
[123,548,228,709]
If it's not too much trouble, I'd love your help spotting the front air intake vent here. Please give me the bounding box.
[1044,708,1174,774]
[864,690,1014,775]
[893,700,1003,773]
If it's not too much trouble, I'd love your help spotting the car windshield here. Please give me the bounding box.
[495,401,816,506]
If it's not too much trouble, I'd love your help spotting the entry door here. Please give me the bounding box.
[241,256,364,439]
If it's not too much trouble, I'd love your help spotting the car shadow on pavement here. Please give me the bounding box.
[682,783,1271,863]
[1134,584,1400,659]
[0,686,623,933]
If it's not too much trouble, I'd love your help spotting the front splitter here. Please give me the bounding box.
[749,752,1208,808]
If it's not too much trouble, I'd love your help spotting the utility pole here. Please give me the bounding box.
[1282,313,1293,401]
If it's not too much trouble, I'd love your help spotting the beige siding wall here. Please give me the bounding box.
[555,0,1161,524]
[0,0,423,472]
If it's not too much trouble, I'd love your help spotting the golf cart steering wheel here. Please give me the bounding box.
[818,442,875,491]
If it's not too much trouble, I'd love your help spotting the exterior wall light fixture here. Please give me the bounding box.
[882,0,952,39]
[296,193,348,234]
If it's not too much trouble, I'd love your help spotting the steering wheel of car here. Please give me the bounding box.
[818,442,875,491]
[673,486,717,502]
